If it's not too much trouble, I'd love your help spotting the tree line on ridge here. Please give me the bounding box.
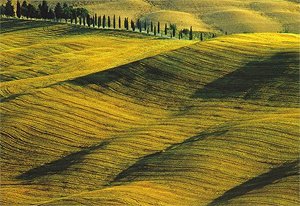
[1,0,220,40]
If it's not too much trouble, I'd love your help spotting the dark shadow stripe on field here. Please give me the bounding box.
[69,59,177,88]
[208,160,299,206]
[110,129,228,183]
[193,52,299,101]
[0,18,58,34]
[16,141,109,181]
[0,93,28,103]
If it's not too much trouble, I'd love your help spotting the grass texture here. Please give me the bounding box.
[11,0,299,33]
[0,18,299,205]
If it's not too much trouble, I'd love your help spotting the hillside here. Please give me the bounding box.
[145,0,300,33]
[0,18,192,99]
[1,19,299,205]
[17,0,300,33]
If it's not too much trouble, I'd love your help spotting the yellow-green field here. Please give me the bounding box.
[0,19,192,98]
[14,0,298,33]
[1,18,299,205]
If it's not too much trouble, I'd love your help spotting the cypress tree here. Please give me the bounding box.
[154,26,157,36]
[21,1,28,18]
[113,15,116,29]
[62,3,71,22]
[139,22,142,32]
[172,24,176,37]
[200,32,203,41]
[95,14,97,27]
[118,16,121,29]
[87,14,90,27]
[5,0,15,16]
[98,16,101,28]
[27,3,36,18]
[157,22,160,34]
[102,15,106,28]
[25,3,29,18]
[189,26,193,40]
[131,20,135,31]
[48,8,54,20]
[164,23,167,35]
[16,1,21,18]
[125,18,129,30]
[136,19,141,32]
[74,13,77,24]
[54,2,62,21]
[40,0,49,19]
[71,9,75,23]
[0,5,5,16]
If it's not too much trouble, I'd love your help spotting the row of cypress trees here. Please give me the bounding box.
[1,0,89,22]
[1,0,197,40]
[80,13,189,39]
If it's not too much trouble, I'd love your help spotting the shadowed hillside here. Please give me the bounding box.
[194,51,299,104]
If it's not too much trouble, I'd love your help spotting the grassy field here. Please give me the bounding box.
[0,19,192,99]
[1,18,299,205]
[146,0,300,33]
[9,0,297,33]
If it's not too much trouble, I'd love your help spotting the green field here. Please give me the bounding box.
[1,17,299,205]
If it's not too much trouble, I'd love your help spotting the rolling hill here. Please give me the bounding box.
[20,0,300,33]
[1,18,299,205]
[0,18,192,99]
[148,0,300,33]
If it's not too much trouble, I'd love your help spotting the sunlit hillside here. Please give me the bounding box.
[1,19,299,205]
[0,19,191,98]
[16,0,299,33]
[141,10,212,32]
[145,0,300,33]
